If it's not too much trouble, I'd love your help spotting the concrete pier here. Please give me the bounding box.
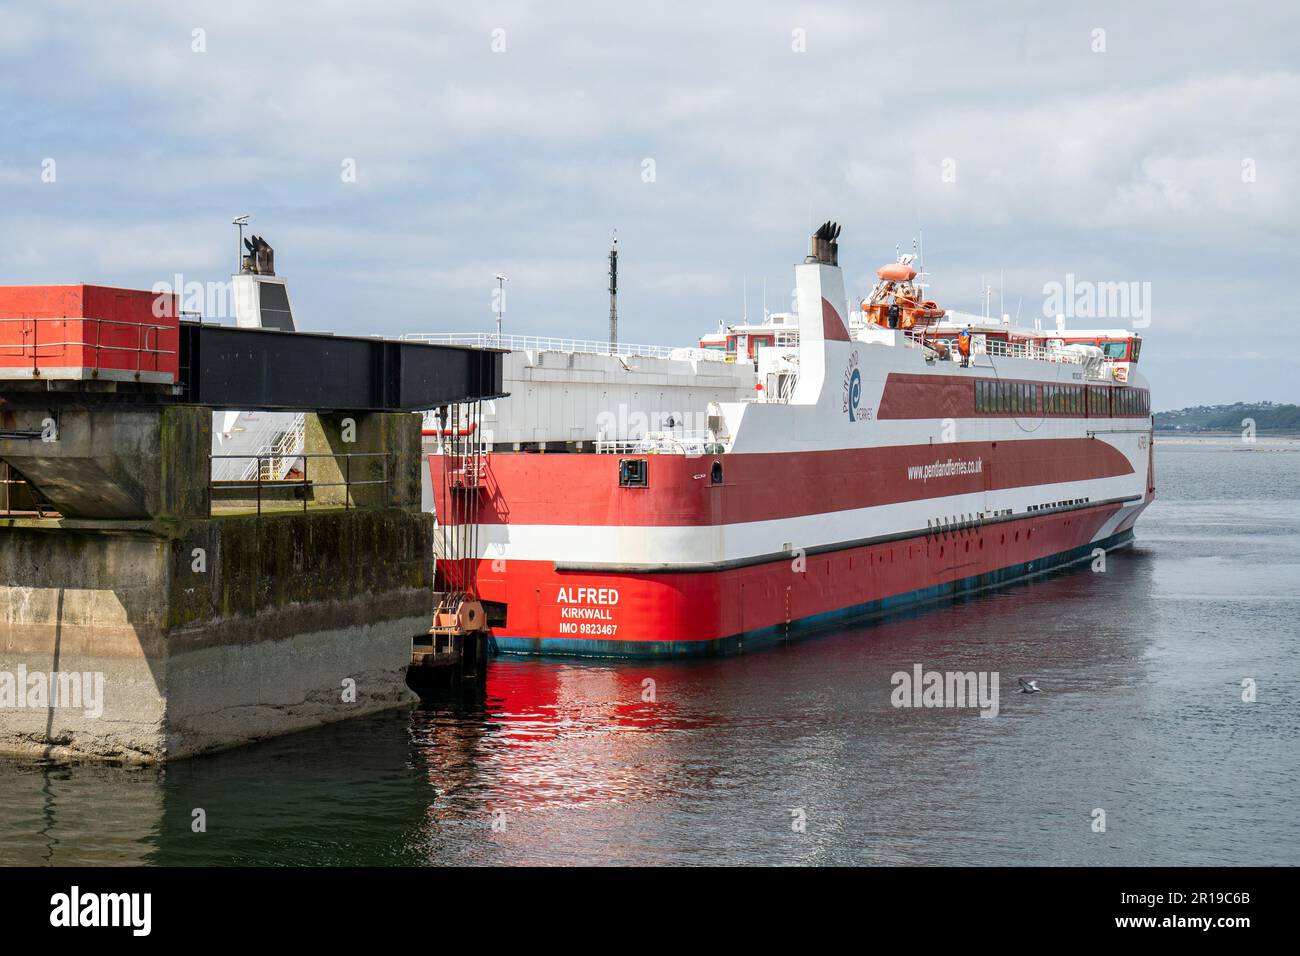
[0,406,433,761]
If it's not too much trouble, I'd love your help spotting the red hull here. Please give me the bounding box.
[446,499,1141,654]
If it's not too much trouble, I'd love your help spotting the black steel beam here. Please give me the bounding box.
[177,323,504,411]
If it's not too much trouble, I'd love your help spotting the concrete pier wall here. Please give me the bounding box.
[0,508,432,761]
[0,408,435,762]
[0,406,210,519]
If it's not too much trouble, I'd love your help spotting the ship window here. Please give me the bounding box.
[711,461,723,484]
[619,458,648,487]
[1101,341,1128,360]
[1131,339,1142,363]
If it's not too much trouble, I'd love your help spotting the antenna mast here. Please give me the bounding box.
[232,214,250,272]
[608,230,618,353]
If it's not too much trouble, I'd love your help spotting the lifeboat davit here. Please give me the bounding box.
[877,262,917,282]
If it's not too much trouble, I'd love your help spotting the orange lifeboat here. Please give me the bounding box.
[877,262,918,282]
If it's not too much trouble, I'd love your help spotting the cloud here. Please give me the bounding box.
[2,1,1298,409]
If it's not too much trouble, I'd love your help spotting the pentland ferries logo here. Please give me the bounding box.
[842,350,869,422]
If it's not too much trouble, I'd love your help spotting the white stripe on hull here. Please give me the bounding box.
[462,472,1146,566]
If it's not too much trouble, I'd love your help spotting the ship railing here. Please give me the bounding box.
[595,431,718,455]
[212,412,306,482]
[980,337,1084,364]
[242,414,306,482]
[906,330,1105,376]
[401,332,722,362]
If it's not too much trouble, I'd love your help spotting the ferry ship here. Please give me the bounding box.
[422,223,1154,657]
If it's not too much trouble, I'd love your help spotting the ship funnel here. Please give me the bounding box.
[232,234,297,331]
[241,235,276,276]
[790,220,852,406]
[808,220,841,266]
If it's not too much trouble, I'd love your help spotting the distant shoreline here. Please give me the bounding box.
[1155,433,1300,446]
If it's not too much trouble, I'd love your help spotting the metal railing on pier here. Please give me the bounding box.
[0,315,176,377]
[0,463,58,518]
[209,451,392,515]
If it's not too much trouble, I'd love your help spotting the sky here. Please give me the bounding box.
[2,0,1296,410]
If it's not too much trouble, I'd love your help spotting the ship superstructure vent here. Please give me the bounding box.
[808,221,841,267]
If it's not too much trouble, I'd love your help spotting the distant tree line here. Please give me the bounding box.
[1154,401,1300,432]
